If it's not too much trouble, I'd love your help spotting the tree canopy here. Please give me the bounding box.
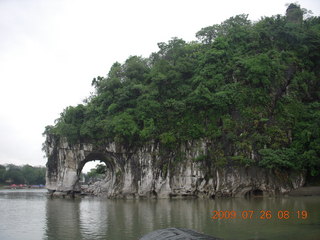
[0,164,46,185]
[45,4,320,176]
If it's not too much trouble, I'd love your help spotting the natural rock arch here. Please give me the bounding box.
[76,152,116,192]
[45,135,125,197]
[44,135,305,198]
[77,152,116,176]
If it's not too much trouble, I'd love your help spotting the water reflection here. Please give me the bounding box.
[45,198,82,240]
[79,199,109,239]
[0,190,47,240]
[43,196,320,240]
[2,190,318,240]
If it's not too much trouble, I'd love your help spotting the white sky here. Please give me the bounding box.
[0,0,319,173]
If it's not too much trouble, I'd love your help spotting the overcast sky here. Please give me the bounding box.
[0,0,319,172]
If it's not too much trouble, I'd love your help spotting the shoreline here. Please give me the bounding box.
[0,185,45,190]
[289,186,320,196]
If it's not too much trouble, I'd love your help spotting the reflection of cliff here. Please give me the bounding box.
[44,197,319,240]
[45,197,212,239]
[44,197,224,239]
[45,135,304,198]
[79,199,109,239]
[45,199,82,240]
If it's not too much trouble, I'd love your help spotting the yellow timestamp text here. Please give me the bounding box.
[211,210,308,220]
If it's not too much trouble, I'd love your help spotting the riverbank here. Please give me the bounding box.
[0,184,45,190]
[289,186,320,196]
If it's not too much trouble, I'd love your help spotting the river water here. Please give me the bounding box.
[0,189,319,240]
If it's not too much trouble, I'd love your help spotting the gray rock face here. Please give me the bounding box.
[44,135,305,198]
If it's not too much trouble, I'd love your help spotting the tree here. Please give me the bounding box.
[196,25,221,44]
[0,165,6,183]
[4,165,24,184]
[87,164,107,181]
[20,165,46,185]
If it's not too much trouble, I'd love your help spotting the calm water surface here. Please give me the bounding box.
[0,189,319,240]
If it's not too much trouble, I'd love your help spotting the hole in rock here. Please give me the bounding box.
[81,160,108,184]
[77,152,115,187]
[76,159,110,195]
[245,189,264,198]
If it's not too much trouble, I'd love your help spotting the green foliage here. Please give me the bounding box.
[94,164,107,174]
[24,165,46,185]
[87,164,107,180]
[258,148,298,169]
[0,164,46,185]
[160,132,176,145]
[110,111,139,143]
[231,155,254,167]
[193,153,207,162]
[45,4,320,176]
[4,165,25,184]
[0,165,6,183]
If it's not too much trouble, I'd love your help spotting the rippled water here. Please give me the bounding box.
[0,189,319,240]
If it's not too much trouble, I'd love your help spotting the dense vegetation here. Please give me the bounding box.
[45,4,320,176]
[0,164,46,185]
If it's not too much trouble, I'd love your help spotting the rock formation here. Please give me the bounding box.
[44,134,305,198]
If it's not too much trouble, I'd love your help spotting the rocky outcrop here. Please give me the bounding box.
[44,135,305,198]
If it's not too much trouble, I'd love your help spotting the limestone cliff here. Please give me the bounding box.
[44,134,305,198]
